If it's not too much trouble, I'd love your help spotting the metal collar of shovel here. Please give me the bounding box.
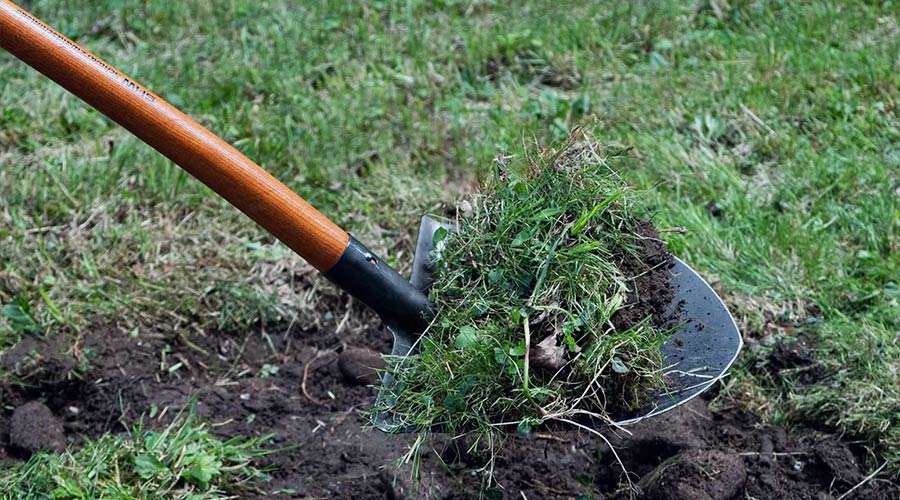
[323,236,434,339]
[0,0,742,434]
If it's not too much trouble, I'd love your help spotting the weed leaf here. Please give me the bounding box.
[134,454,168,479]
[454,326,479,349]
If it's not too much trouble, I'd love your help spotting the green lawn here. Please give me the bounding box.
[1,0,897,484]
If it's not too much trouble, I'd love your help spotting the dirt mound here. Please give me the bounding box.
[599,398,899,500]
[8,401,65,457]
[0,333,76,384]
[2,321,897,498]
[0,316,900,500]
[639,449,746,500]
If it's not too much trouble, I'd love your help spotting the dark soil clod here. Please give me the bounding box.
[638,449,747,500]
[766,340,828,385]
[338,347,386,386]
[768,341,815,371]
[9,401,65,457]
[812,440,863,487]
[0,335,76,384]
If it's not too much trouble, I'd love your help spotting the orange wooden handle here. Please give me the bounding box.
[0,0,349,272]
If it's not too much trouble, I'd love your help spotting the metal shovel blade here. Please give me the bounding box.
[609,256,743,426]
[373,216,743,432]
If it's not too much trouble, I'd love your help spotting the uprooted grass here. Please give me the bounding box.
[383,139,670,477]
[0,404,274,500]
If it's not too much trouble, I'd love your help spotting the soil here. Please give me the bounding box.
[0,224,896,498]
[610,221,675,333]
[764,340,830,385]
[1,322,898,499]
[705,201,725,220]
[338,347,386,386]
[8,401,65,456]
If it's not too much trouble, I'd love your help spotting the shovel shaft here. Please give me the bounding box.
[0,0,348,272]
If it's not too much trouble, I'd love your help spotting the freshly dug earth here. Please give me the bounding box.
[2,320,898,498]
[8,401,65,456]
[638,449,746,500]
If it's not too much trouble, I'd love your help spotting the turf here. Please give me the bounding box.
[384,140,670,454]
[0,0,897,483]
[0,405,272,499]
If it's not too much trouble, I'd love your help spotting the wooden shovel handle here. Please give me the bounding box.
[0,0,349,272]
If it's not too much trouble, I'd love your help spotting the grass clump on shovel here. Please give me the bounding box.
[385,139,674,465]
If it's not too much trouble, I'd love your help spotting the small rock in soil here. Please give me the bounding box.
[640,449,746,500]
[338,347,385,386]
[9,401,66,456]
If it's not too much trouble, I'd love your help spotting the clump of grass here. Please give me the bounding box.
[788,318,900,470]
[0,404,274,499]
[383,138,672,470]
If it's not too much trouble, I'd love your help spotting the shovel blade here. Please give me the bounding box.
[609,256,743,426]
[373,216,743,432]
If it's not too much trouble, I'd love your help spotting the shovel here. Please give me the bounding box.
[0,0,742,431]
